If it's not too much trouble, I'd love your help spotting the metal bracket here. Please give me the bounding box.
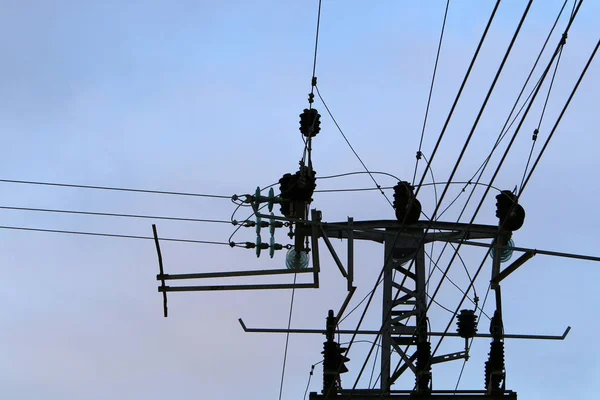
[492,251,535,285]
[431,351,467,365]
[152,224,168,318]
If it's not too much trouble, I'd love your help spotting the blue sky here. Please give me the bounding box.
[1,1,599,399]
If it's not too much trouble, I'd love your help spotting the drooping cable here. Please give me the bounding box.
[315,85,394,208]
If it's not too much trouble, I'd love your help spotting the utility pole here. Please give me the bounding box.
[151,106,573,399]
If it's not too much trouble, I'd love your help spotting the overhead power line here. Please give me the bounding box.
[425,1,586,362]
[0,179,231,199]
[0,205,232,224]
[350,2,529,383]
[413,0,451,186]
[315,85,394,208]
[0,225,234,246]
[414,0,501,197]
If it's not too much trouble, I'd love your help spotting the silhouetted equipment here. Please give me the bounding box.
[495,191,525,231]
[485,341,506,393]
[393,181,421,224]
[323,310,350,397]
[415,341,432,392]
[457,309,478,339]
[300,108,321,137]
[278,166,317,219]
[485,311,506,394]
[457,309,478,360]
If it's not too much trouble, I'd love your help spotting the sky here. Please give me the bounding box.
[1,1,599,399]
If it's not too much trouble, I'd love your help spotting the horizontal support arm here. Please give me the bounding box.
[161,282,317,292]
[157,267,314,281]
[238,319,570,340]
[449,240,600,263]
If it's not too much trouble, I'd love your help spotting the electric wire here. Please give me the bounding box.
[0,205,232,225]
[228,203,268,243]
[520,37,599,194]
[351,4,541,384]
[368,337,381,389]
[412,0,451,186]
[303,364,316,400]
[428,0,532,223]
[309,0,322,109]
[316,1,577,392]
[278,273,298,400]
[427,15,571,356]
[413,0,501,198]
[0,225,235,246]
[519,45,564,192]
[315,85,394,208]
[319,171,401,182]
[466,0,568,191]
[0,179,231,199]
[417,1,579,363]
[338,279,383,324]
[423,248,488,319]
[428,3,585,361]
[421,153,439,296]
[301,0,323,166]
[314,181,502,194]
